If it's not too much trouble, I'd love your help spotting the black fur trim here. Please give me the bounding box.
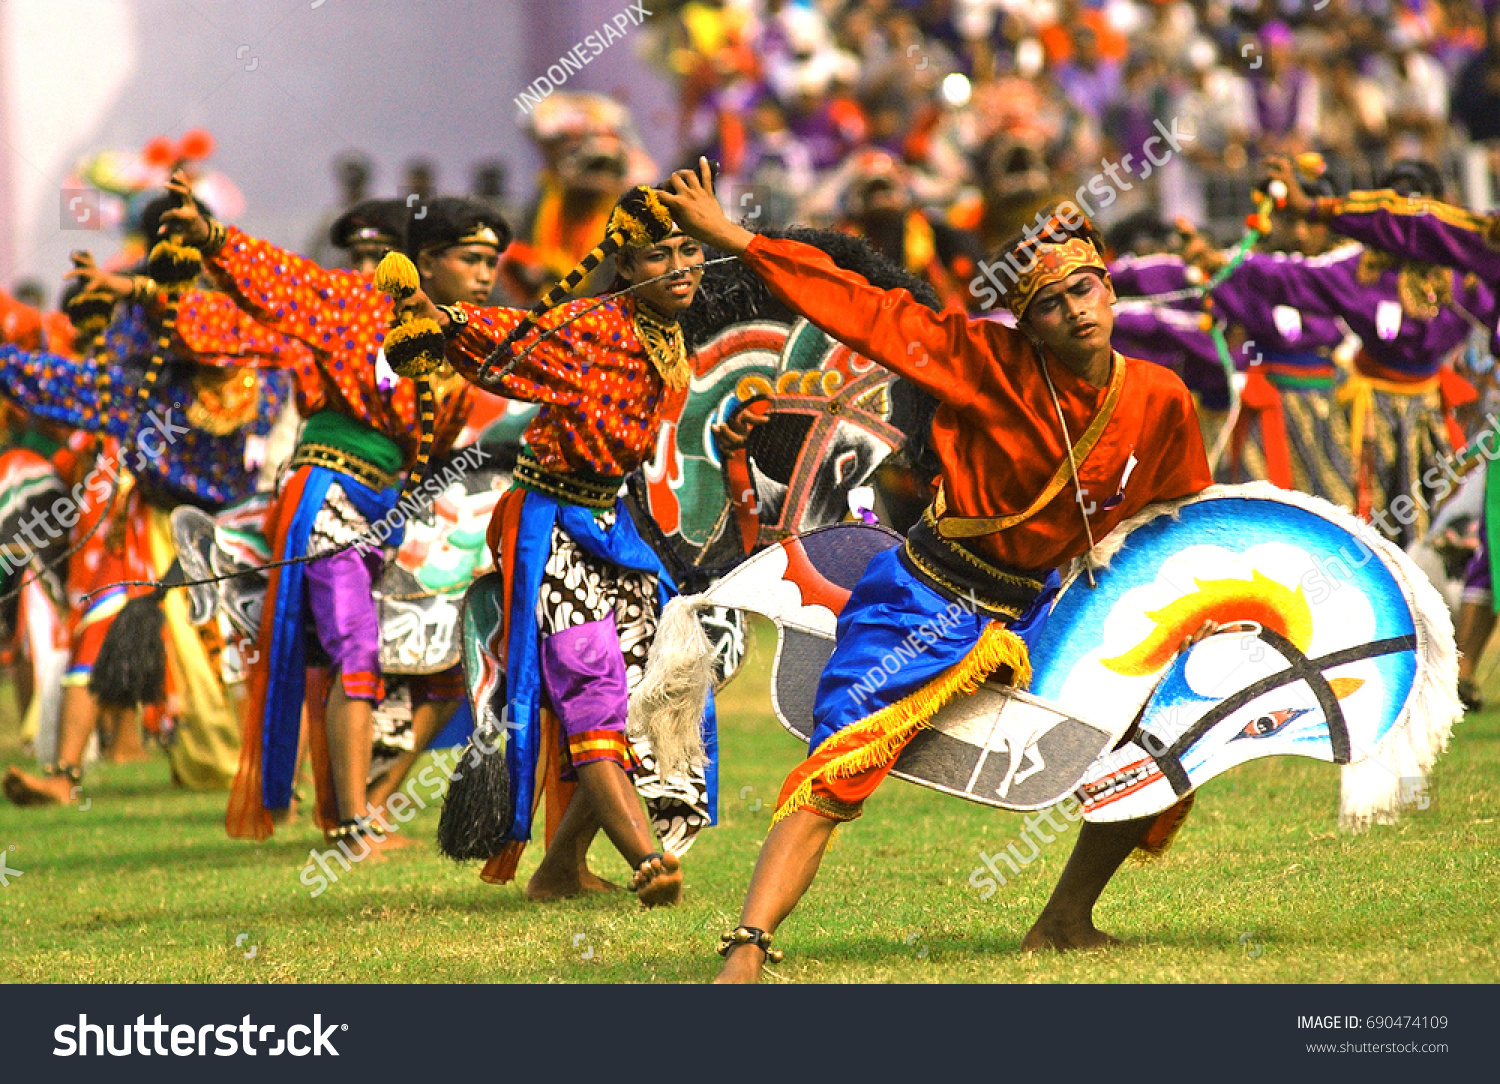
[678,226,943,493]
[436,732,514,862]
[88,593,167,708]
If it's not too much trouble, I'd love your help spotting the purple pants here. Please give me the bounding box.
[305,546,385,701]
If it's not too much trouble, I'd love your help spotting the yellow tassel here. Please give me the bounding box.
[147,238,202,290]
[606,185,676,248]
[65,289,116,337]
[382,318,446,378]
[373,251,421,300]
[770,623,1031,825]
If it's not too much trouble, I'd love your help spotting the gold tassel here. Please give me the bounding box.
[65,289,117,338]
[606,185,676,248]
[771,623,1031,825]
[147,238,202,292]
[382,319,447,379]
[373,251,421,300]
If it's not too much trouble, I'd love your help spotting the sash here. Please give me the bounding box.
[934,354,1126,539]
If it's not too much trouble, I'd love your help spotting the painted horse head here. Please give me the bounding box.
[1027,482,1460,831]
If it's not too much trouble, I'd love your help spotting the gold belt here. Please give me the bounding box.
[288,443,400,492]
[514,453,622,510]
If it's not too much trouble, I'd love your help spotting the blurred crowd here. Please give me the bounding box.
[639,0,1500,255]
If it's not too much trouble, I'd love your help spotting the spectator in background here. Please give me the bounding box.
[1452,4,1500,143]
[1055,25,1123,124]
[402,158,437,202]
[1247,22,1319,156]
[1161,36,1253,228]
[1317,48,1388,191]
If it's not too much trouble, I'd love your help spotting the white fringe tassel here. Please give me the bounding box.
[1069,481,1463,833]
[627,594,714,782]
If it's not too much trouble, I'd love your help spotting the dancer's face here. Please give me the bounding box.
[1022,269,1116,369]
[620,235,705,317]
[419,242,500,306]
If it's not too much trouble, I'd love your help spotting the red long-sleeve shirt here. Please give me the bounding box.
[445,294,680,477]
[739,234,1213,571]
[185,226,473,466]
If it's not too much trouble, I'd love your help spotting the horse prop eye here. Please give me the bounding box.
[1235,707,1308,741]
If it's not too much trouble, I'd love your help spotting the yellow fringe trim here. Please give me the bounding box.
[770,623,1031,826]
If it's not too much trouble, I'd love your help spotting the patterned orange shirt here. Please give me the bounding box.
[741,235,1213,571]
[186,226,473,466]
[446,294,679,477]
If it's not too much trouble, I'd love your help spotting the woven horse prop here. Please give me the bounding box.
[668,483,1459,829]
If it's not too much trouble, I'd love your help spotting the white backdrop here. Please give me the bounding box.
[0,0,680,293]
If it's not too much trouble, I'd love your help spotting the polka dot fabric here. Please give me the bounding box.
[193,226,473,466]
[0,303,292,509]
[447,294,667,477]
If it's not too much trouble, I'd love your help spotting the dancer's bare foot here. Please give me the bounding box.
[628,851,683,908]
[1020,915,1123,953]
[524,860,623,900]
[3,767,76,807]
[578,867,622,894]
[367,828,417,853]
[713,943,767,984]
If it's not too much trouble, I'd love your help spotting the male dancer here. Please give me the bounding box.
[0,245,297,804]
[401,197,715,905]
[657,159,1215,979]
[160,177,499,845]
[1185,162,1491,544]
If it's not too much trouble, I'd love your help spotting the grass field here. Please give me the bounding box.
[2,619,1496,984]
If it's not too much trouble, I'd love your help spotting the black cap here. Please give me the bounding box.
[404,197,511,259]
[330,198,408,251]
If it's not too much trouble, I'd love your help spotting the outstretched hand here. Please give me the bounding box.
[63,251,134,303]
[1263,156,1313,221]
[657,157,756,256]
[392,287,446,328]
[157,170,212,246]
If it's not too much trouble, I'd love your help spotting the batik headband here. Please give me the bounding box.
[1004,235,1107,317]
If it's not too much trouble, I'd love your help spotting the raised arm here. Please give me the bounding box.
[1211,249,1351,321]
[156,172,388,355]
[200,225,389,353]
[0,344,129,438]
[658,156,1021,410]
[1313,190,1500,283]
[172,288,318,369]
[442,301,578,407]
[1107,254,1195,298]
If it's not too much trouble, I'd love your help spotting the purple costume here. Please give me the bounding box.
[1311,190,1500,601]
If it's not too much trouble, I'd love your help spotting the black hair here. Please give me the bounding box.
[991,200,1107,270]
[1380,159,1445,200]
[677,226,945,481]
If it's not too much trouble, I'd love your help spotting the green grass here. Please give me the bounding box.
[1,620,1496,984]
